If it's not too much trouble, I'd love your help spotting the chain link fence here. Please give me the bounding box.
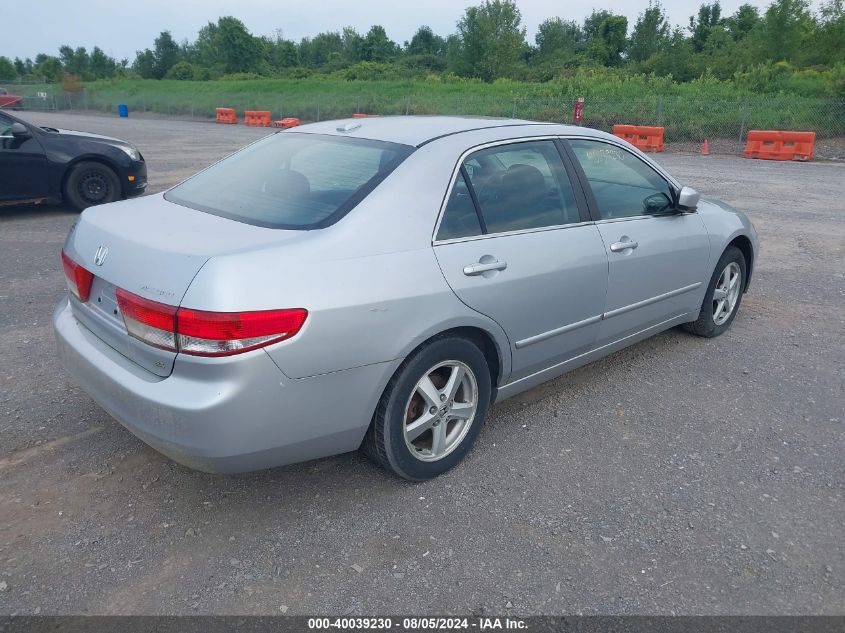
[4,81,844,159]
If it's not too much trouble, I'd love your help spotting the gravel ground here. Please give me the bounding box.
[1,112,843,616]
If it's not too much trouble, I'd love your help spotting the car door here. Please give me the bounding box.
[0,114,49,202]
[564,138,711,345]
[433,139,609,382]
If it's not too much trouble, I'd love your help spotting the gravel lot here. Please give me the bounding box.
[1,112,843,616]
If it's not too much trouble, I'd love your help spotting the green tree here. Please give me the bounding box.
[152,31,181,78]
[360,25,397,62]
[629,2,670,63]
[583,10,612,40]
[89,46,116,78]
[300,32,344,67]
[689,3,723,52]
[694,24,740,77]
[0,56,17,79]
[585,13,628,66]
[35,56,63,82]
[647,27,696,80]
[534,18,583,64]
[267,31,299,69]
[816,0,845,63]
[215,17,263,73]
[407,26,445,56]
[456,0,527,80]
[132,49,156,79]
[724,3,760,40]
[165,61,194,80]
[341,27,364,62]
[58,45,90,77]
[444,33,463,72]
[404,26,446,70]
[195,22,222,70]
[14,57,32,77]
[758,0,812,62]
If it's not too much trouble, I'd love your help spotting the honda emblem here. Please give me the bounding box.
[94,246,109,266]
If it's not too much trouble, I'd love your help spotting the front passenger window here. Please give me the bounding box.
[569,139,674,220]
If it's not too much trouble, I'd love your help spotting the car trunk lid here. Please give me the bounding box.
[63,193,303,376]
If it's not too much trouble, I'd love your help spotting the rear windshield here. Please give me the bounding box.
[165,133,414,229]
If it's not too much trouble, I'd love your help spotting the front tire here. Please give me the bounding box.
[684,246,746,338]
[363,336,492,480]
[63,161,121,211]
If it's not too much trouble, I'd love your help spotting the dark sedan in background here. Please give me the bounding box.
[0,110,146,210]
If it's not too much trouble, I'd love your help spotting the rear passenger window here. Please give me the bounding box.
[463,141,580,234]
[436,172,483,241]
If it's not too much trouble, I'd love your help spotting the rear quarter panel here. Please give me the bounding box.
[179,140,514,380]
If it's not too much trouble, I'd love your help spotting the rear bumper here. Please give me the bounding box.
[53,298,396,473]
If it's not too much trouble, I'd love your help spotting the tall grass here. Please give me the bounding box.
[18,75,845,140]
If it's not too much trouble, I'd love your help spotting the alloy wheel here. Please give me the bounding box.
[403,361,478,462]
[712,261,741,325]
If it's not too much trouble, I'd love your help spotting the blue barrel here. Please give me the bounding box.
[117,103,128,118]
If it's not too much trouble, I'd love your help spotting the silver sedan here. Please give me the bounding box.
[54,116,758,480]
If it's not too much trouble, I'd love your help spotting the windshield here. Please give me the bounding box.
[165,132,414,230]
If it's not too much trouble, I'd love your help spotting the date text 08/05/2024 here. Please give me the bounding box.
[306,617,528,630]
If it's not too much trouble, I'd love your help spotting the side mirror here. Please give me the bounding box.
[677,186,700,212]
[10,122,31,138]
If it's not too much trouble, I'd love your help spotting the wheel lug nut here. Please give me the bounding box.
[440,394,446,402]
[429,406,437,415]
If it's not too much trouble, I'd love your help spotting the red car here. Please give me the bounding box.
[0,88,23,109]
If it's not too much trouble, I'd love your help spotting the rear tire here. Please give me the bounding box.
[363,336,492,480]
[63,161,121,211]
[684,246,746,338]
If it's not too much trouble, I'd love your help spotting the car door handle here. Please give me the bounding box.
[463,260,508,276]
[610,239,639,253]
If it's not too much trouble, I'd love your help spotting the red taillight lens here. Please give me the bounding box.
[114,288,307,357]
[116,288,178,351]
[61,250,94,303]
[177,307,308,357]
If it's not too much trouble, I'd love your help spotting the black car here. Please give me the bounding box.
[0,110,147,210]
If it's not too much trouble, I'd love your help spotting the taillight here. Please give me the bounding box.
[114,288,307,357]
[177,307,308,357]
[116,288,178,351]
[61,251,94,302]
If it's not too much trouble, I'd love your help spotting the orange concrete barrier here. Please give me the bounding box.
[743,130,815,161]
[215,107,237,124]
[612,125,665,152]
[243,110,272,127]
[273,117,301,129]
[352,113,379,118]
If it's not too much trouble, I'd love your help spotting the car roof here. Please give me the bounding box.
[288,115,604,147]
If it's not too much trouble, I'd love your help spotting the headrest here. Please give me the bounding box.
[501,164,545,195]
[275,169,310,198]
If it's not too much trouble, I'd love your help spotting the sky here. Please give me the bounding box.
[6,0,787,62]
